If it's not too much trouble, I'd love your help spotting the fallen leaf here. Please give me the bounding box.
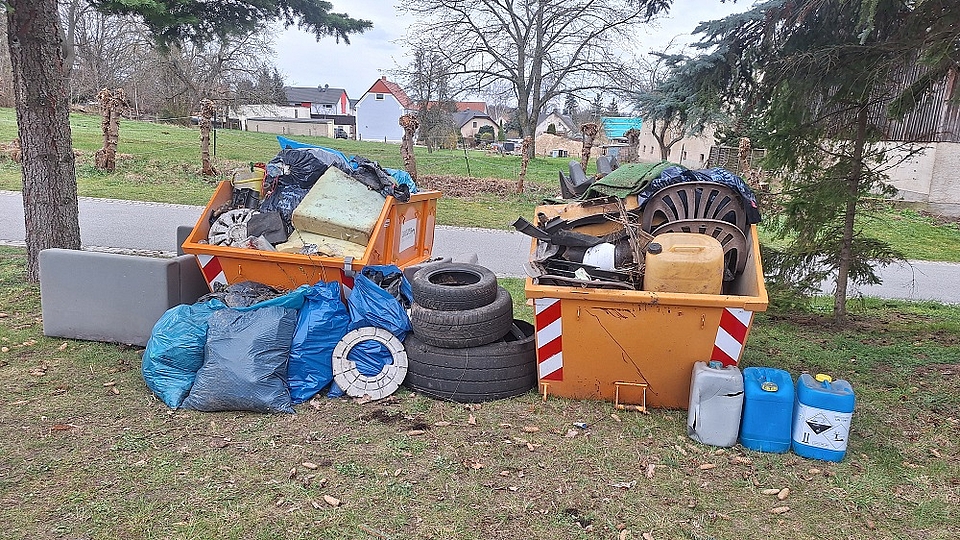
[275,497,285,507]
[499,423,512,428]
[0,347,8,353]
[302,462,318,470]
[645,464,656,479]
[698,463,716,470]
[308,397,323,411]
[406,429,426,436]
[565,429,579,438]
[57,342,68,351]
[761,488,781,496]
[394,468,402,477]
[610,481,636,489]
[111,386,120,395]
[499,470,510,477]
[865,519,876,530]
[508,486,518,491]
[0,312,8,318]
[526,442,536,451]
[674,445,687,456]
[50,423,75,431]
[468,414,477,425]
[930,449,942,459]
[102,381,116,387]
[643,533,655,540]
[611,413,621,422]
[311,500,322,510]
[434,421,451,427]
[323,495,341,507]
[522,425,540,433]
[777,488,790,501]
[288,468,297,479]
[770,506,790,515]
[470,461,484,470]
[808,468,821,475]
[733,456,754,465]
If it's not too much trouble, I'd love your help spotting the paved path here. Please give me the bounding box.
[2,190,958,304]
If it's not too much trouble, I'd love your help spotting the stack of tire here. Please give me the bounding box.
[404,263,537,403]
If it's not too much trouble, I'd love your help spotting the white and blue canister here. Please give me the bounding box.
[687,361,744,447]
[792,373,855,462]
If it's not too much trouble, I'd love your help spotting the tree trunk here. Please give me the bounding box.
[517,136,533,193]
[8,0,82,282]
[834,105,869,323]
[580,122,599,171]
[399,114,419,181]
[199,98,217,176]
[623,128,641,163]
[95,88,125,172]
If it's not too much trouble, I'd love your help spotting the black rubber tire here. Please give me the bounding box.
[411,263,498,311]
[404,320,537,403]
[410,286,514,348]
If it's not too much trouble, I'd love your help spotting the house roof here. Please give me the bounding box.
[538,111,578,132]
[418,101,488,113]
[284,86,347,105]
[601,116,643,138]
[364,76,413,109]
[453,110,495,128]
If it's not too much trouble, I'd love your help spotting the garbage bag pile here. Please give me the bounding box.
[142,265,412,413]
[205,136,418,259]
[518,161,761,293]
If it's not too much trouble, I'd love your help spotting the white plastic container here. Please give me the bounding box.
[687,361,744,447]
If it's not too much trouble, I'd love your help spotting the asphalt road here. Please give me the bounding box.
[2,190,958,304]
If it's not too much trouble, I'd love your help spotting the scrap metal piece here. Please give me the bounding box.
[208,208,255,247]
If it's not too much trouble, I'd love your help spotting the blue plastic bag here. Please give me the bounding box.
[287,282,350,403]
[385,167,418,194]
[141,298,226,408]
[328,265,412,397]
[181,306,299,414]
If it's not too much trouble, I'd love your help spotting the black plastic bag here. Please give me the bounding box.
[181,306,298,414]
[351,156,410,202]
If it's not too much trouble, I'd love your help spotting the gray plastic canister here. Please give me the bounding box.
[687,361,745,447]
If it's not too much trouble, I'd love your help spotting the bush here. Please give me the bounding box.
[546,123,557,135]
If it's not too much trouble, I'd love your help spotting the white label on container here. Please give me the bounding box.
[792,402,852,451]
[399,218,417,252]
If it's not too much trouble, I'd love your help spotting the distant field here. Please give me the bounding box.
[1,107,959,261]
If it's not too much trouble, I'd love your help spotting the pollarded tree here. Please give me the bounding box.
[687,0,960,323]
[5,0,371,281]
[399,0,671,158]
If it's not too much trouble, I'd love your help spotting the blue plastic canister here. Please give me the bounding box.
[740,367,794,453]
[792,373,855,462]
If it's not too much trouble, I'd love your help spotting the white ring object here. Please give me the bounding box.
[332,327,408,400]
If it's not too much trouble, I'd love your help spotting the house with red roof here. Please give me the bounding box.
[355,76,414,142]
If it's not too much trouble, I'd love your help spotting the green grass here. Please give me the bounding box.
[1,108,958,261]
[1,247,959,539]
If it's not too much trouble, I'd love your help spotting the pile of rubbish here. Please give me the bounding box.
[517,160,761,293]
[204,136,417,259]
[142,265,414,413]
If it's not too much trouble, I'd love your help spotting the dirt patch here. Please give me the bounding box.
[418,174,552,198]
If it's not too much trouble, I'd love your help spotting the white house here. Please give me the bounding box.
[355,76,414,142]
[536,110,578,136]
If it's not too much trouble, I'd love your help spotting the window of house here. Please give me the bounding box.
[472,121,477,128]
[375,93,384,100]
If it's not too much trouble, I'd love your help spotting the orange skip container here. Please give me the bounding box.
[182,180,441,291]
[525,223,767,409]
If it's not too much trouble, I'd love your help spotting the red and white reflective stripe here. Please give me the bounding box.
[196,254,228,290]
[711,307,754,366]
[534,298,563,381]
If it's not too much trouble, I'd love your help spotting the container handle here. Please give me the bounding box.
[670,245,706,253]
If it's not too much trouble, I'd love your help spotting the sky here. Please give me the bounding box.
[273,0,750,102]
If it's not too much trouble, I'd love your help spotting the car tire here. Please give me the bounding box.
[411,263,498,311]
[410,286,513,348]
[404,320,537,403]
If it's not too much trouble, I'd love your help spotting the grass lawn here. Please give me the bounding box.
[1,108,959,261]
[1,246,958,539]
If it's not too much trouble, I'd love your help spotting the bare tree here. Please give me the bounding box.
[397,47,461,152]
[94,87,127,171]
[198,98,217,176]
[400,0,670,157]
[579,122,600,171]
[399,114,419,180]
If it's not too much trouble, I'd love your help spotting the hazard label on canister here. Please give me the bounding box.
[792,402,852,451]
